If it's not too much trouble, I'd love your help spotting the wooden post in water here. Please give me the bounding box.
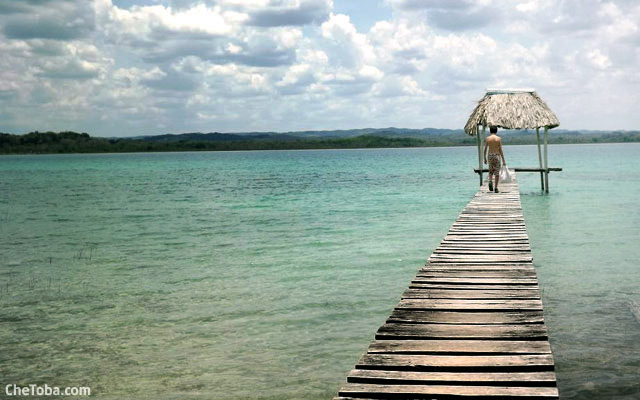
[481,125,486,158]
[543,126,549,193]
[535,128,544,191]
[476,125,483,186]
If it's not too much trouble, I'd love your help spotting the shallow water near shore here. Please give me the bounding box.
[1,143,639,399]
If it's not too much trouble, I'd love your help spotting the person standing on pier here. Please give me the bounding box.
[484,126,506,193]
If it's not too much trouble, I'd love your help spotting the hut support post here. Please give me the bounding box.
[543,126,549,193]
[536,128,544,191]
[476,125,484,186]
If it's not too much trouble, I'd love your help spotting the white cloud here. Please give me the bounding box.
[586,48,612,70]
[0,0,639,134]
[98,2,239,37]
[516,1,539,13]
[321,13,376,66]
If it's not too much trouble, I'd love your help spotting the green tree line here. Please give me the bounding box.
[1,130,639,154]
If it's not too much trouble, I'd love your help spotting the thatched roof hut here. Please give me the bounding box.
[464,89,559,136]
[465,88,561,192]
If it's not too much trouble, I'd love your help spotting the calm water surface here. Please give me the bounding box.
[1,144,639,399]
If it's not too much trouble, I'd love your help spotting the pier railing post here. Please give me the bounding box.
[476,125,484,186]
[536,128,544,191]
[543,126,549,193]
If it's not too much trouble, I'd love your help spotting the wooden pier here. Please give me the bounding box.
[334,172,558,399]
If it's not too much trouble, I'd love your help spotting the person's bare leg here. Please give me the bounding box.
[488,174,493,191]
[494,174,499,193]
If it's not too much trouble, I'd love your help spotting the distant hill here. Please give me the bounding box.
[136,127,466,141]
[132,127,640,142]
[135,132,301,142]
[1,128,639,154]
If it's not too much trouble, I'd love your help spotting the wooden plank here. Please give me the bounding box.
[347,369,557,385]
[425,262,535,266]
[423,262,536,267]
[448,229,528,233]
[434,248,531,252]
[428,258,534,262]
[443,238,530,243]
[453,220,526,223]
[429,255,533,262]
[439,240,529,244]
[457,217,525,219]
[421,269,536,274]
[367,339,551,354]
[402,288,540,300]
[423,264,536,270]
[463,205,520,208]
[450,227,527,231]
[356,354,555,370]
[410,284,540,290]
[433,250,532,255]
[445,233,529,237]
[387,310,545,325]
[456,219,525,222]
[417,270,536,277]
[338,383,560,399]
[375,323,548,340]
[420,268,536,275]
[429,250,533,256]
[420,261,533,271]
[424,262,536,267]
[429,249,533,255]
[450,224,527,227]
[446,219,523,222]
[415,267,536,280]
[445,232,529,235]
[434,248,532,252]
[442,234,528,238]
[397,299,543,311]
[412,278,538,285]
[430,248,530,254]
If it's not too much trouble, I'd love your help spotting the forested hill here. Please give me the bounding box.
[1,129,639,154]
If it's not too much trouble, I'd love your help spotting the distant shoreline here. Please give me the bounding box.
[2,141,639,158]
[1,130,639,155]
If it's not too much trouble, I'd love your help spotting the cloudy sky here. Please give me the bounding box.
[0,0,638,137]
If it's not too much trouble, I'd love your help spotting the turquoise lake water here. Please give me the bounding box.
[1,144,639,399]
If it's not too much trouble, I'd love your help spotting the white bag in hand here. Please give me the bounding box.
[499,165,512,183]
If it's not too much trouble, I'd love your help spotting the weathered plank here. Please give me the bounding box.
[423,264,536,270]
[410,284,540,290]
[356,354,555,370]
[375,323,548,340]
[429,255,534,263]
[412,277,539,285]
[337,383,559,399]
[417,270,537,277]
[439,241,530,246]
[402,288,540,299]
[367,339,552,354]
[396,299,543,311]
[433,251,532,256]
[387,310,545,325]
[336,382,560,399]
[347,369,557,385]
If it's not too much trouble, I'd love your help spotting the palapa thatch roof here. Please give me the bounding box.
[464,89,560,136]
